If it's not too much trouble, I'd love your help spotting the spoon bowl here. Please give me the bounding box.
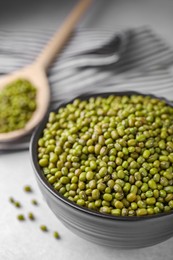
[0,64,50,142]
[0,0,92,142]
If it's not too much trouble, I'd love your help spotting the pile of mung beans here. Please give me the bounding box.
[0,79,37,133]
[38,95,173,216]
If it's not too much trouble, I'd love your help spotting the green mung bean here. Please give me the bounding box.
[9,197,15,204]
[31,199,38,206]
[53,231,60,239]
[17,214,25,221]
[14,201,21,208]
[24,185,32,193]
[40,225,48,232]
[28,212,35,220]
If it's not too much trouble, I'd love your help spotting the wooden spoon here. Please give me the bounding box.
[0,0,92,142]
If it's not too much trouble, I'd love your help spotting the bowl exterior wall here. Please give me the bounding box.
[36,177,173,249]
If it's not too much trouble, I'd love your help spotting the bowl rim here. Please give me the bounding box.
[30,90,173,221]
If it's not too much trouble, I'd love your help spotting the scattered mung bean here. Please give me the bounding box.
[17,214,25,221]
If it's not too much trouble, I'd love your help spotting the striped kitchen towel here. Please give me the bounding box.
[0,26,173,151]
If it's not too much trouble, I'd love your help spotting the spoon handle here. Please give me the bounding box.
[36,0,92,70]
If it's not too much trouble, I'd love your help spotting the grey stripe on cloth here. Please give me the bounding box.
[0,26,173,152]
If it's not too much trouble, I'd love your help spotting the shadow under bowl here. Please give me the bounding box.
[30,91,173,249]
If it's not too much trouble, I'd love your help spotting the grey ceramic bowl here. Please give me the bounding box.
[30,91,173,249]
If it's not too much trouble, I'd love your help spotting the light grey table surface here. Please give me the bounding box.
[1,1,173,260]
